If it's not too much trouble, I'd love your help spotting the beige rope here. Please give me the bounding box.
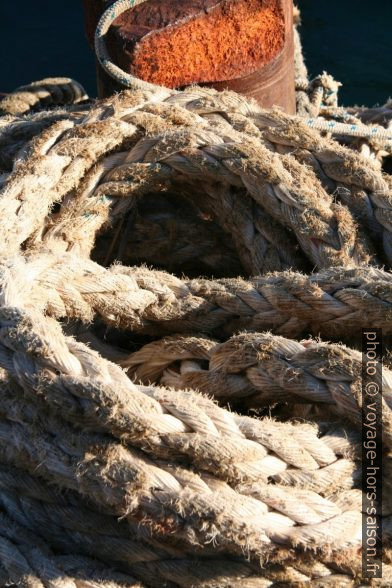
[0,465,277,587]
[0,294,365,568]
[3,465,387,587]
[0,71,390,585]
[124,331,392,447]
[4,254,390,339]
[2,88,389,269]
[0,77,88,116]
[0,384,363,558]
[0,315,356,487]
[1,86,391,266]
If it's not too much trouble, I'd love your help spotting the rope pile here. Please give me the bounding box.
[0,7,391,587]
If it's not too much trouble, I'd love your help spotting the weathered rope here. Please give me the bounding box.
[0,313,357,489]
[0,24,390,583]
[5,254,390,339]
[0,77,88,116]
[0,91,379,270]
[0,375,363,559]
[246,110,392,263]
[0,95,306,273]
[2,86,392,265]
[0,465,279,587]
[3,465,387,587]
[0,259,368,577]
[0,103,91,174]
[124,331,392,447]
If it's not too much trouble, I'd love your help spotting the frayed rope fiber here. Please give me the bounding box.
[0,12,391,587]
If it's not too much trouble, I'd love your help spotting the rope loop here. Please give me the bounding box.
[95,0,165,93]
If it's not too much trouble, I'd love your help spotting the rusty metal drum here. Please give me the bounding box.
[83,0,295,113]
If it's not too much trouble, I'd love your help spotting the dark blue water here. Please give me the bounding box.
[0,2,96,95]
[299,0,392,106]
[1,1,391,106]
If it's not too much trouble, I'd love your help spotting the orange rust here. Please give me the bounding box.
[83,0,295,113]
[114,0,285,89]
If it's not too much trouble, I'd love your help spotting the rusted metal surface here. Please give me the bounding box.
[83,0,295,113]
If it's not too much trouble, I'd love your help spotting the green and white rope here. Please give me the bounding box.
[306,117,392,144]
[95,0,160,93]
[95,0,392,145]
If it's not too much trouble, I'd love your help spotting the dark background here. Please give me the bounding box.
[0,0,391,106]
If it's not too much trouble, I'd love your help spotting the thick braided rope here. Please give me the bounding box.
[51,93,389,266]
[0,95,308,273]
[0,77,88,117]
[0,97,374,270]
[0,9,388,581]
[0,510,143,588]
[3,463,369,587]
[5,254,391,339]
[134,89,392,262]
[0,466,268,586]
[239,109,392,263]
[143,94,392,264]
[0,309,358,491]
[3,464,391,587]
[0,467,279,587]
[3,87,391,262]
[4,475,385,587]
[0,462,197,564]
[0,109,83,173]
[125,331,392,448]
[0,379,363,560]
[5,82,388,179]
[0,276,366,567]
[0,102,92,174]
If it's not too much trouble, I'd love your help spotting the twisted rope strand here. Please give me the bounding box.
[5,254,391,339]
[124,331,392,448]
[0,107,90,173]
[0,88,381,269]
[0,389,363,559]
[0,309,356,486]
[0,77,88,117]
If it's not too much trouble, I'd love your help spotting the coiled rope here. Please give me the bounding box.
[0,5,391,587]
